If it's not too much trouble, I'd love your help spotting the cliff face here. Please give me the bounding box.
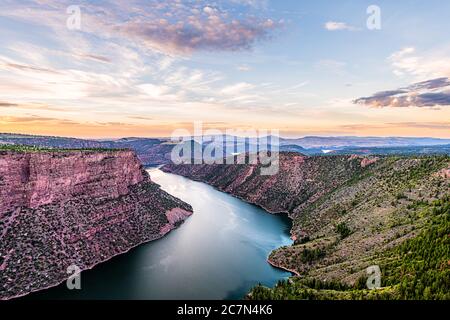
[0,150,192,300]
[162,153,367,215]
[0,150,145,212]
[162,153,450,286]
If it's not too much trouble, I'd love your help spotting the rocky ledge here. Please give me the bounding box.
[0,149,192,300]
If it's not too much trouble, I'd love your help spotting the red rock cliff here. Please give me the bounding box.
[0,149,192,300]
[0,150,144,212]
[162,152,366,214]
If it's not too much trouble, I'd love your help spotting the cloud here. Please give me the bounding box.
[0,115,77,124]
[389,47,450,80]
[137,83,179,101]
[0,115,148,127]
[389,122,450,130]
[230,0,269,9]
[0,101,62,111]
[324,21,356,31]
[237,65,251,72]
[127,115,154,121]
[1,1,279,56]
[75,54,111,63]
[3,62,60,74]
[341,122,450,131]
[0,101,18,107]
[0,0,294,137]
[120,14,279,55]
[354,77,450,108]
[0,0,285,119]
[221,82,255,95]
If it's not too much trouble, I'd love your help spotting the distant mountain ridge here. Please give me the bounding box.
[1,133,449,166]
[278,136,450,148]
[0,133,173,166]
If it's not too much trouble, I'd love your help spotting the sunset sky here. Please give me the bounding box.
[0,0,449,138]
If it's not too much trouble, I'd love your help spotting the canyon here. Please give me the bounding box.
[19,167,292,300]
[1,143,448,300]
[0,148,192,300]
[163,152,450,299]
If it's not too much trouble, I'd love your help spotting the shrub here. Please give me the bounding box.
[336,222,352,239]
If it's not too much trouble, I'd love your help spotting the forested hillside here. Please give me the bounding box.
[164,153,450,300]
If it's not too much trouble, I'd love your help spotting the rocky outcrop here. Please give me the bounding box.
[436,168,450,179]
[160,208,193,235]
[0,149,192,300]
[348,154,379,168]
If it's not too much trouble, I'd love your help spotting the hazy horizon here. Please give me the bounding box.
[2,131,450,142]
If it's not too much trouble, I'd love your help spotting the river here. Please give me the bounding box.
[27,168,292,300]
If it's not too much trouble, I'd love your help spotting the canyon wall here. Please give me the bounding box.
[162,153,368,216]
[0,149,192,300]
[163,153,450,285]
[0,150,145,212]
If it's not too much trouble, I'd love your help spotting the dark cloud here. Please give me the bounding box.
[371,90,408,97]
[415,92,450,106]
[408,77,450,90]
[354,77,450,108]
[0,102,18,107]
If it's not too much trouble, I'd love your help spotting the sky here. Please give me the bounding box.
[0,0,449,138]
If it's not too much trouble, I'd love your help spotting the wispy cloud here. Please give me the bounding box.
[389,122,450,130]
[0,101,63,111]
[75,53,111,63]
[389,47,450,80]
[324,21,356,31]
[1,1,280,56]
[221,82,255,95]
[237,65,251,72]
[341,122,450,131]
[2,61,60,74]
[0,115,78,124]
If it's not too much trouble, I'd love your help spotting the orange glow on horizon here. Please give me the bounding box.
[2,121,449,139]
